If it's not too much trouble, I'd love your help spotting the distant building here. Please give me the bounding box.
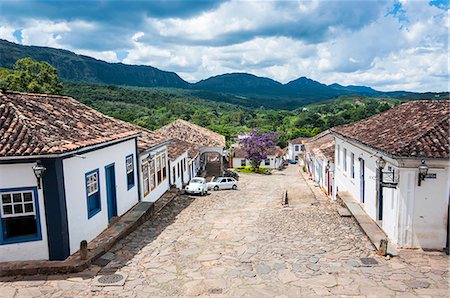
[287,137,307,164]
[303,131,335,198]
[156,119,226,176]
[231,146,284,169]
[332,100,449,250]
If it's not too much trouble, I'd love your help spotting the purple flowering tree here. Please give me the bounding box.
[239,130,278,170]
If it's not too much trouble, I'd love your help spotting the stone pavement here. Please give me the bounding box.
[0,165,448,297]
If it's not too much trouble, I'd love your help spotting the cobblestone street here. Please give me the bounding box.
[1,166,449,297]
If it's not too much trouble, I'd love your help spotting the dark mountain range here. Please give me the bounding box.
[0,39,188,88]
[0,39,446,109]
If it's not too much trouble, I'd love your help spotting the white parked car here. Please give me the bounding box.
[207,177,238,191]
[185,177,208,195]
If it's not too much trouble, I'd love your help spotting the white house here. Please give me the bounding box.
[167,139,197,190]
[332,100,449,250]
[232,146,284,169]
[136,130,171,203]
[303,131,335,198]
[287,137,307,164]
[0,91,142,262]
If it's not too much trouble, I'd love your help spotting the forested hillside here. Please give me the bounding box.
[62,82,398,146]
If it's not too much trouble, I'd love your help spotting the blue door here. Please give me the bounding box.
[105,164,117,221]
[360,159,365,203]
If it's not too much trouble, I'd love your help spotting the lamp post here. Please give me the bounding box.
[32,160,46,189]
[417,159,429,186]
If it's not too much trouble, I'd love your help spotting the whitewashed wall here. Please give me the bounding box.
[288,142,303,161]
[138,146,170,203]
[170,152,189,189]
[63,139,139,254]
[334,136,450,249]
[0,163,49,261]
[233,156,282,169]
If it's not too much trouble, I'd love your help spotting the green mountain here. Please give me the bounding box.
[0,39,188,88]
[0,39,447,109]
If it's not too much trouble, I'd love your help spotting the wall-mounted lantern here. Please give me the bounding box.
[32,160,46,189]
[418,159,429,186]
[376,156,386,170]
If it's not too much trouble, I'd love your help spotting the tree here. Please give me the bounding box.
[2,57,62,94]
[239,129,278,170]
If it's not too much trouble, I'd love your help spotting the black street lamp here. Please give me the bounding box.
[418,159,429,186]
[32,160,46,189]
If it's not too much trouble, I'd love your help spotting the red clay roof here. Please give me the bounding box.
[304,130,335,162]
[332,100,449,159]
[137,129,169,154]
[167,138,200,160]
[156,119,225,148]
[233,146,283,158]
[0,91,140,157]
[289,137,308,144]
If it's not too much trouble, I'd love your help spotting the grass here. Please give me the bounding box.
[234,166,271,174]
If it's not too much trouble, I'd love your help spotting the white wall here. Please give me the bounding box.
[0,163,49,261]
[334,137,378,220]
[334,136,450,249]
[63,139,139,254]
[233,156,282,169]
[169,152,189,189]
[288,142,303,162]
[139,146,170,203]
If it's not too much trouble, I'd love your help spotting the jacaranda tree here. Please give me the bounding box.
[239,129,278,170]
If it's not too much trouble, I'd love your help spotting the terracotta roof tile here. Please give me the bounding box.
[0,91,141,157]
[167,139,200,160]
[332,100,449,159]
[304,130,335,162]
[289,137,308,144]
[156,119,225,148]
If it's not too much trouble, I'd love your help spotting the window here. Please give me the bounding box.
[142,163,150,196]
[295,145,299,151]
[126,154,135,190]
[337,145,340,165]
[351,153,355,179]
[150,161,156,190]
[265,159,270,166]
[156,156,162,185]
[343,148,347,172]
[0,187,42,244]
[183,158,186,172]
[86,169,101,218]
[162,154,167,180]
[241,159,246,167]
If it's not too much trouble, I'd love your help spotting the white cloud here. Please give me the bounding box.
[0,26,18,43]
[0,0,447,92]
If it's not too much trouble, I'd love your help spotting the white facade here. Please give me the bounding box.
[0,163,49,261]
[306,153,334,197]
[233,155,283,169]
[287,142,304,163]
[189,155,201,180]
[170,152,189,189]
[139,145,170,203]
[333,136,450,249]
[63,139,139,254]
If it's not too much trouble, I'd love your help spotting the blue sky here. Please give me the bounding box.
[0,0,448,91]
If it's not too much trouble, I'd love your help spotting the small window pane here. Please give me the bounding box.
[14,204,23,214]
[24,203,34,213]
[2,194,11,204]
[23,192,33,202]
[3,205,12,215]
[13,193,22,203]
